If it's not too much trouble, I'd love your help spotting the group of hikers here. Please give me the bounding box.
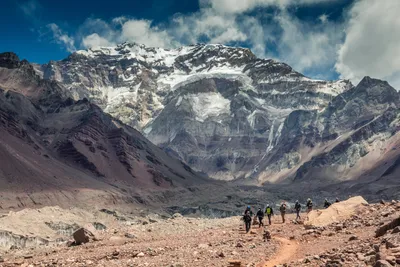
[242,197,340,233]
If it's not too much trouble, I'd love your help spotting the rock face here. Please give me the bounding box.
[304,196,368,228]
[0,52,208,210]
[35,43,357,181]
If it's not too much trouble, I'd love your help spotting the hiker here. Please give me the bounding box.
[243,209,252,233]
[294,200,301,221]
[256,208,264,227]
[244,205,253,216]
[335,197,340,203]
[265,204,274,225]
[324,198,331,208]
[280,202,287,223]
[306,198,313,213]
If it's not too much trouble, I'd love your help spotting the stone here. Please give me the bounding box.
[73,228,95,245]
[391,226,400,234]
[374,260,393,267]
[349,235,358,241]
[109,236,126,246]
[236,242,243,248]
[125,233,136,239]
[137,252,145,257]
[376,217,400,237]
[217,251,225,258]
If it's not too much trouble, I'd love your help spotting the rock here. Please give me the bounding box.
[109,236,126,246]
[357,253,365,261]
[364,255,377,265]
[385,234,400,248]
[304,197,368,228]
[142,221,149,225]
[236,242,244,248]
[380,200,386,205]
[0,256,4,263]
[385,256,396,265]
[137,252,145,257]
[112,250,120,257]
[23,255,33,259]
[335,225,343,231]
[217,251,225,258]
[374,260,392,267]
[349,235,358,241]
[391,226,400,234]
[73,228,96,245]
[125,233,136,239]
[376,217,400,237]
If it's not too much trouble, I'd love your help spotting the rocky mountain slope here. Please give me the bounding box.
[0,52,210,210]
[35,43,400,186]
[35,43,357,181]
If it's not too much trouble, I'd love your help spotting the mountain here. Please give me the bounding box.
[0,52,210,210]
[35,43,357,181]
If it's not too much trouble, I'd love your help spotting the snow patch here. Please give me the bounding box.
[187,92,231,122]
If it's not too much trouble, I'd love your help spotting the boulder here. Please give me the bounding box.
[73,228,96,245]
[304,196,368,228]
[376,217,400,237]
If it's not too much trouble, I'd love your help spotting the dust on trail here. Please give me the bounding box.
[263,236,298,267]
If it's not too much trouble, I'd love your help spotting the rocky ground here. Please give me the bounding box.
[0,198,399,267]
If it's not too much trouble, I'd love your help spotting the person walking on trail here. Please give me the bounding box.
[256,208,264,227]
[280,202,287,223]
[243,209,252,233]
[306,198,313,213]
[324,198,331,208]
[294,200,301,221]
[265,204,274,225]
[244,205,253,216]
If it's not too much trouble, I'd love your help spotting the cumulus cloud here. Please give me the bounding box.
[82,33,115,48]
[275,11,343,77]
[121,20,175,48]
[47,23,76,52]
[335,0,400,89]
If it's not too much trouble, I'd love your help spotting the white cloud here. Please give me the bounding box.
[335,0,400,89]
[47,23,76,53]
[275,11,343,78]
[319,14,328,23]
[121,20,175,48]
[82,33,115,48]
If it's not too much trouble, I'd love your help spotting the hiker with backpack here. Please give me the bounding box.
[243,208,252,233]
[306,198,313,213]
[265,204,274,225]
[256,208,264,227]
[294,200,301,221]
[280,202,287,223]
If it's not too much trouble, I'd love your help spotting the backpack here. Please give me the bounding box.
[265,207,272,215]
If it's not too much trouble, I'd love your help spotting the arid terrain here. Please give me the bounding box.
[0,197,399,267]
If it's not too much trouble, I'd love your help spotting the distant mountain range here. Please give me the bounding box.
[34,43,400,186]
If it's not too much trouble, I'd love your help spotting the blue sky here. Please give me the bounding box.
[3,0,400,88]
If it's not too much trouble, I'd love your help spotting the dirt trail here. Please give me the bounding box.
[264,236,298,267]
